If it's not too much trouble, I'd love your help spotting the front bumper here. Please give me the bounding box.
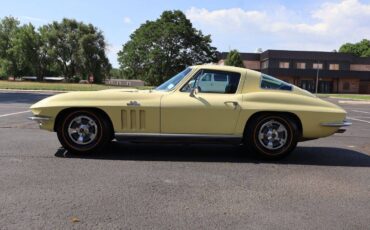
[28,115,53,130]
[28,116,51,122]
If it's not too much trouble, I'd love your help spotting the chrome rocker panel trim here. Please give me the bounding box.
[115,133,243,144]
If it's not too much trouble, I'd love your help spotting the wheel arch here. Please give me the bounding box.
[54,107,114,139]
[243,111,303,139]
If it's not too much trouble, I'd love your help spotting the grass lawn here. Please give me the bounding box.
[0,80,153,91]
[318,93,370,100]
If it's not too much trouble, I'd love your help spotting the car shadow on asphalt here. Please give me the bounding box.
[54,142,370,167]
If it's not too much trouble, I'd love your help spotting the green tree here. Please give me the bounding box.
[0,17,111,82]
[0,16,20,77]
[339,39,370,57]
[8,23,45,79]
[78,25,111,83]
[40,19,110,83]
[118,10,217,85]
[110,68,124,79]
[224,49,245,67]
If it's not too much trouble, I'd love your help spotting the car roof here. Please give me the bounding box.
[191,64,249,73]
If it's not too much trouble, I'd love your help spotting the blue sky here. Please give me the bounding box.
[1,0,370,67]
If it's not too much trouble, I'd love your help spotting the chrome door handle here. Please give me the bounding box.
[224,101,238,109]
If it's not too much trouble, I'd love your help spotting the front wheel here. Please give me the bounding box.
[57,110,111,154]
[244,114,299,159]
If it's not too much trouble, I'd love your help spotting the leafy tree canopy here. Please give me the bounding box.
[339,39,370,57]
[224,49,245,68]
[0,17,111,83]
[118,10,217,86]
[110,68,124,79]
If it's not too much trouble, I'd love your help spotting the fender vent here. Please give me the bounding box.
[121,109,146,130]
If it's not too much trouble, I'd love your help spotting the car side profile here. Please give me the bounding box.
[29,65,350,159]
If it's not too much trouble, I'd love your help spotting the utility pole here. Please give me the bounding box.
[315,60,320,94]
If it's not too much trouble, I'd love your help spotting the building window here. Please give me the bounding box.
[313,63,323,69]
[329,64,339,70]
[350,64,370,71]
[261,60,269,69]
[296,62,306,69]
[343,82,350,90]
[279,62,290,69]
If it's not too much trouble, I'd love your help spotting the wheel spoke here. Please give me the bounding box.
[68,128,78,134]
[89,133,96,140]
[77,135,84,143]
[258,119,289,150]
[67,115,98,145]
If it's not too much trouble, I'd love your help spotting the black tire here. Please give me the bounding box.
[56,110,111,154]
[244,114,299,160]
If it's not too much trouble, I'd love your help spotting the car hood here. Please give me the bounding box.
[30,88,166,109]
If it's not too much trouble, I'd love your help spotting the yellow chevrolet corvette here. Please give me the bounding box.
[29,65,350,159]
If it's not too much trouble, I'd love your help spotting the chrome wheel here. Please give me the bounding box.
[258,120,288,150]
[67,115,98,145]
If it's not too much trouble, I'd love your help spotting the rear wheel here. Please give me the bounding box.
[244,114,298,159]
[57,110,111,154]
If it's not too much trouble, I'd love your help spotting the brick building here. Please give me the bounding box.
[219,50,370,94]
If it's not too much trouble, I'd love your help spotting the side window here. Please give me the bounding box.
[200,73,212,82]
[261,74,292,91]
[181,70,241,94]
[214,74,228,82]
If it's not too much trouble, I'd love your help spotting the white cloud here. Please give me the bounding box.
[20,16,47,22]
[123,16,132,24]
[185,0,370,52]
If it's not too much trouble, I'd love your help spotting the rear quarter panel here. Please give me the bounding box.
[234,92,346,138]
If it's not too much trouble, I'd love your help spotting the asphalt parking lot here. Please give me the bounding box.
[0,91,369,229]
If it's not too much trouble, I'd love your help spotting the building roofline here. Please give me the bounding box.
[219,49,370,63]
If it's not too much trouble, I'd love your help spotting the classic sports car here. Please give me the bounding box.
[29,65,351,159]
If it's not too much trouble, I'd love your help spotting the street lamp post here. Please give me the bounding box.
[315,61,320,94]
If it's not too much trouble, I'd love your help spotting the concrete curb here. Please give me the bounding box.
[330,96,370,102]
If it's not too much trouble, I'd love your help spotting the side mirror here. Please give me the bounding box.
[190,87,199,97]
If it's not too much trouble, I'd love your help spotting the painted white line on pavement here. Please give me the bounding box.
[347,117,370,124]
[339,100,370,105]
[352,110,370,114]
[0,110,31,118]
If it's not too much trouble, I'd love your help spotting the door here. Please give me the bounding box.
[160,69,242,135]
[300,80,315,92]
[318,81,332,93]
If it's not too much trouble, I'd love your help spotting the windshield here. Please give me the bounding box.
[155,68,192,91]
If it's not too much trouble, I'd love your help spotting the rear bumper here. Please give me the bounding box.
[321,120,351,133]
[320,120,352,127]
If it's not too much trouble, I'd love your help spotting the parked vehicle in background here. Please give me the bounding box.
[22,76,37,81]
